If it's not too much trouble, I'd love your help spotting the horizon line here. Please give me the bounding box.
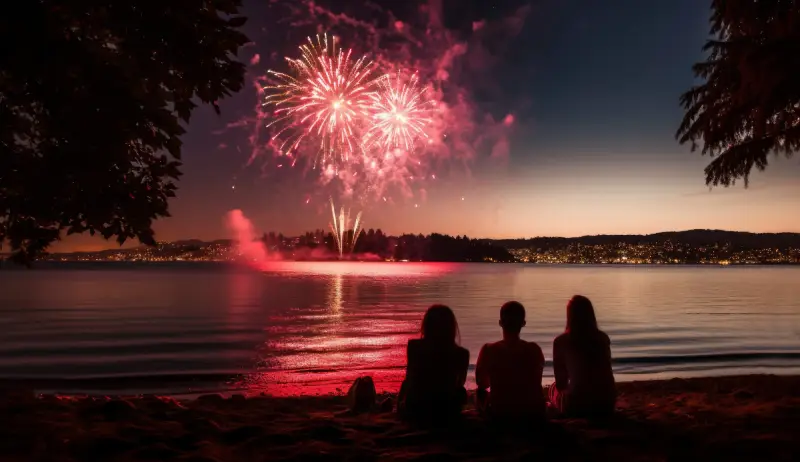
[28,228,800,255]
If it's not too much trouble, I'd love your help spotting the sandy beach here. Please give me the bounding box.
[2,374,798,461]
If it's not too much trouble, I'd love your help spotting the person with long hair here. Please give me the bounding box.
[549,295,616,417]
[397,304,469,420]
[475,301,546,420]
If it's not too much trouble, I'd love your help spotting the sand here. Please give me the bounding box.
[1,375,798,461]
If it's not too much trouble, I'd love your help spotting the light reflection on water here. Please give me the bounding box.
[0,262,799,396]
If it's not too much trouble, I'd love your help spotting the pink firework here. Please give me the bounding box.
[363,73,435,153]
[264,34,377,168]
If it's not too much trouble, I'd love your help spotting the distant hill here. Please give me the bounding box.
[170,239,207,246]
[491,230,800,250]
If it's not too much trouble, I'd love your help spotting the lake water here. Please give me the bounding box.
[1,262,799,396]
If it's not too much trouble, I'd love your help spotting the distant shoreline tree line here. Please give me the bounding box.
[259,228,800,264]
[263,229,516,262]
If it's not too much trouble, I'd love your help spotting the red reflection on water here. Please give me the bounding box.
[273,333,411,353]
[235,338,413,396]
[244,317,418,396]
[251,261,460,277]
[226,261,461,396]
[235,311,421,396]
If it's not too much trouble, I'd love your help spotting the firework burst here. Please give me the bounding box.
[264,34,377,169]
[363,73,435,153]
[233,1,521,205]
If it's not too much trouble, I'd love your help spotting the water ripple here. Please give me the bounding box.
[0,262,798,395]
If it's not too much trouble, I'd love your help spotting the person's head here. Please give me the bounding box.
[499,301,526,335]
[421,304,460,345]
[566,295,599,334]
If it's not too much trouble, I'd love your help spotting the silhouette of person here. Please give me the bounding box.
[475,301,546,420]
[549,295,616,417]
[398,304,469,421]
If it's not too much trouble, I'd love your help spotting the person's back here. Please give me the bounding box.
[399,305,469,420]
[476,301,545,419]
[550,296,616,417]
[553,331,615,399]
[477,338,545,417]
[403,338,469,412]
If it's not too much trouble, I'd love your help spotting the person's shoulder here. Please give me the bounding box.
[553,332,570,347]
[553,332,572,349]
[477,341,501,360]
[480,340,503,352]
[456,345,470,359]
[407,338,423,351]
[521,339,544,355]
[524,339,543,350]
[598,330,611,344]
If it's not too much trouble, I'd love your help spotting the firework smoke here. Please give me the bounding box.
[225,209,271,264]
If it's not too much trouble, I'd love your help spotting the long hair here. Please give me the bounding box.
[421,304,460,346]
[566,295,599,335]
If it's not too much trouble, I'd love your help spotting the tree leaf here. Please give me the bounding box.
[676,0,800,187]
[228,16,247,28]
[0,1,250,264]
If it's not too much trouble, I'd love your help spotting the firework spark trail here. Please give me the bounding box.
[339,206,348,257]
[329,198,363,258]
[351,209,363,252]
[264,34,378,169]
[330,198,344,258]
[363,72,435,153]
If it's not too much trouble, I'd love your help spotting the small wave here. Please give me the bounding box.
[289,368,344,374]
[0,371,239,395]
[612,362,800,375]
[0,339,261,359]
[684,312,800,316]
[612,351,800,365]
[460,352,800,371]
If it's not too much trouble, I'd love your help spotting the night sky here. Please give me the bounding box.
[55,0,800,252]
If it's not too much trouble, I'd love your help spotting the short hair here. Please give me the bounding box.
[500,301,525,331]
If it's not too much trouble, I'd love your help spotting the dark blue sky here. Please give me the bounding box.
[56,0,800,252]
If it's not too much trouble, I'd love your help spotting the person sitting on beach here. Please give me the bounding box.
[475,301,546,420]
[548,295,616,417]
[397,304,469,421]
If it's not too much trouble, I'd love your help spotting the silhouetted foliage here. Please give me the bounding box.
[677,0,800,187]
[257,230,515,262]
[0,1,250,264]
[361,232,514,262]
